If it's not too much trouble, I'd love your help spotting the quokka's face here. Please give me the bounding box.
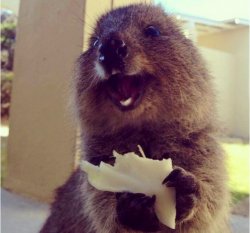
[76,4,212,131]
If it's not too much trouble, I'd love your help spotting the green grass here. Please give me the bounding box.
[1,71,14,81]
[1,137,8,184]
[222,142,250,203]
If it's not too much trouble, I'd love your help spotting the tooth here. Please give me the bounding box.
[120,97,133,106]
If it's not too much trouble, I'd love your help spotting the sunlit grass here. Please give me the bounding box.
[1,137,8,184]
[222,142,250,203]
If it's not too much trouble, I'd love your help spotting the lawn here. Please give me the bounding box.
[1,137,8,184]
[222,142,249,203]
[1,137,249,204]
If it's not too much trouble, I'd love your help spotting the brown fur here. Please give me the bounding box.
[40,4,231,233]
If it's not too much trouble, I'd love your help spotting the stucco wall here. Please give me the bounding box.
[199,47,236,135]
[4,0,85,202]
[198,27,249,139]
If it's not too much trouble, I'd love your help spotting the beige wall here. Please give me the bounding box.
[200,47,236,135]
[198,27,249,139]
[4,0,85,202]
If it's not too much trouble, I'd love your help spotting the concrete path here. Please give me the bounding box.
[1,189,49,233]
[231,214,249,233]
[1,189,249,233]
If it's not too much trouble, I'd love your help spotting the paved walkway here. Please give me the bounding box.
[1,189,249,233]
[2,189,49,233]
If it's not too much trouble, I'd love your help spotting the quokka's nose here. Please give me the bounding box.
[98,37,128,73]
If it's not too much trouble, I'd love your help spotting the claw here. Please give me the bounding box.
[162,167,200,222]
[162,168,183,185]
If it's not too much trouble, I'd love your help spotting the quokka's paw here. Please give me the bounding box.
[116,192,160,232]
[163,167,200,222]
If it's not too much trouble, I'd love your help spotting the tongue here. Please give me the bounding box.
[108,75,141,101]
[118,77,138,99]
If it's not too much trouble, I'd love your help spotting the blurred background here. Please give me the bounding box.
[1,0,249,233]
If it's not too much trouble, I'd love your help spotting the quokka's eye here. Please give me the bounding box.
[144,25,161,37]
[92,37,100,47]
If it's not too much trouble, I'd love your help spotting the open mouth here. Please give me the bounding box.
[105,73,147,111]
